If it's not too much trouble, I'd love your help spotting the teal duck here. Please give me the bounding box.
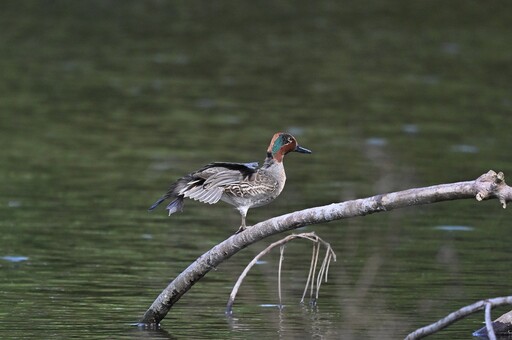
[149,132,312,233]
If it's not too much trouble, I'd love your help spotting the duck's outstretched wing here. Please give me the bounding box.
[148,162,259,214]
[180,162,258,203]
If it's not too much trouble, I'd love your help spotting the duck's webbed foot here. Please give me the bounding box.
[235,225,246,234]
[235,210,249,234]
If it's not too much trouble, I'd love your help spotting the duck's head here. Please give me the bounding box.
[267,132,312,162]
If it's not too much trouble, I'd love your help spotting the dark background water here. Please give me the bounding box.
[1,1,511,339]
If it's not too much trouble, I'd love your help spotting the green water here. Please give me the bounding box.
[1,1,512,339]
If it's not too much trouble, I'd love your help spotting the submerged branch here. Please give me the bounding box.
[139,170,512,326]
[473,308,512,338]
[485,303,497,340]
[405,296,512,339]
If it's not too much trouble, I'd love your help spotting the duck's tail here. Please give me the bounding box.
[165,197,184,215]
[148,195,185,215]
[149,176,191,215]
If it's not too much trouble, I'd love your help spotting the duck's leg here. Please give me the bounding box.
[235,207,249,234]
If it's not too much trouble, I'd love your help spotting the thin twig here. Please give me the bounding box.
[226,232,336,315]
[485,302,496,340]
[309,242,320,302]
[226,233,315,314]
[316,246,333,300]
[225,237,285,315]
[278,245,285,309]
[301,242,317,303]
[325,247,333,281]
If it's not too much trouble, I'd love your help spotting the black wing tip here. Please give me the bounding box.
[204,161,259,177]
[148,197,166,211]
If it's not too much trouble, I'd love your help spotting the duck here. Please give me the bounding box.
[149,132,312,233]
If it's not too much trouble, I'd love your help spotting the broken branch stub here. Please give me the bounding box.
[475,170,510,208]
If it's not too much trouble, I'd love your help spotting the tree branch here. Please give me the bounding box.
[404,296,512,339]
[139,170,512,326]
[485,303,497,340]
[473,308,512,337]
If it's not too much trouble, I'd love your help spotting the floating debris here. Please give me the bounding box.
[434,225,474,232]
[8,200,21,208]
[451,144,479,153]
[402,124,419,134]
[365,137,387,146]
[2,256,29,262]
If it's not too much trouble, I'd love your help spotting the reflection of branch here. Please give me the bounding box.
[139,170,512,326]
[225,232,336,315]
[405,296,512,339]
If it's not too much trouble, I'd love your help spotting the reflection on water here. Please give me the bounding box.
[1,1,512,339]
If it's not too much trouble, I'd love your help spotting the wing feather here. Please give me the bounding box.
[183,184,224,204]
[203,171,245,188]
[154,161,260,207]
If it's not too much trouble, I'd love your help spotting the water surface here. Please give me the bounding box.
[1,1,512,339]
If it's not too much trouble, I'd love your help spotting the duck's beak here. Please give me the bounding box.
[294,145,312,154]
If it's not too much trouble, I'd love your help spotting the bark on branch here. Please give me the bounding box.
[139,170,512,326]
